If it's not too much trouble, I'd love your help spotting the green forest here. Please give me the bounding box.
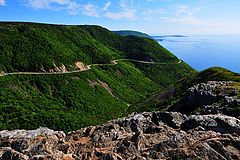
[0,22,195,131]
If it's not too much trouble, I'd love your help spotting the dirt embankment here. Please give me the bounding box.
[75,61,87,71]
[88,79,115,97]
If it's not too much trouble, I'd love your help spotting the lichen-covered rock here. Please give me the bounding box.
[0,127,66,160]
[1,112,240,160]
[181,114,240,134]
[169,81,240,118]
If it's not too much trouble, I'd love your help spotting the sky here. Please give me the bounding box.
[1,0,240,35]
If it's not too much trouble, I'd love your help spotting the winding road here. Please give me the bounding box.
[0,59,182,77]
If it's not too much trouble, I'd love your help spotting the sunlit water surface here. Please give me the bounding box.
[153,35,240,73]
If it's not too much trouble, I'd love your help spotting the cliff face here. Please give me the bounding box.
[0,111,239,160]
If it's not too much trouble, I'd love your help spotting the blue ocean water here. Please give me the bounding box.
[153,35,240,73]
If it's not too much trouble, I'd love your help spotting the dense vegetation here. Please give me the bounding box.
[113,30,152,39]
[0,62,164,131]
[133,67,240,112]
[0,22,175,72]
[0,22,194,131]
[132,62,194,87]
[193,67,240,83]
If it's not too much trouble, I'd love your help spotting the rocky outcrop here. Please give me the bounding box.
[49,63,68,73]
[0,128,66,160]
[181,114,240,134]
[1,112,240,160]
[169,81,240,118]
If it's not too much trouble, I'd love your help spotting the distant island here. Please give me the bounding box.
[153,35,188,38]
[152,35,188,42]
[113,30,152,39]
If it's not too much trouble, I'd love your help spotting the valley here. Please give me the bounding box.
[0,22,194,132]
[1,0,240,159]
[0,22,239,160]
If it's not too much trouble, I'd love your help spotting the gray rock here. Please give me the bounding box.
[151,112,187,128]
[0,112,240,159]
[169,81,240,118]
[10,140,28,153]
[181,114,240,134]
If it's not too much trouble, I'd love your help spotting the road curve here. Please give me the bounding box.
[0,59,182,77]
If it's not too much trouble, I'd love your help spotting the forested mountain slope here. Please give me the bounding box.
[0,22,176,72]
[0,22,195,131]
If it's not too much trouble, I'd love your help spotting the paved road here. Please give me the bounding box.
[0,59,182,77]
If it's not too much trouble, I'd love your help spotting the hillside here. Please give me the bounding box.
[193,67,240,82]
[133,67,240,114]
[0,67,239,159]
[0,22,174,72]
[113,30,152,39]
[0,22,239,160]
[0,22,195,131]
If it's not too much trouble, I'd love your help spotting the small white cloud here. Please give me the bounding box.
[175,5,202,17]
[103,1,111,11]
[159,16,204,25]
[105,9,136,20]
[65,1,79,15]
[120,0,129,9]
[120,0,136,9]
[26,0,64,9]
[24,0,80,15]
[142,8,167,21]
[0,0,6,6]
[176,5,189,16]
[142,8,166,16]
[82,3,99,17]
[105,0,136,20]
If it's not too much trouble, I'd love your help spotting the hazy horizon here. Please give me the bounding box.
[155,35,240,73]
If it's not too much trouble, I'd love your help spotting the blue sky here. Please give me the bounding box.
[1,0,240,35]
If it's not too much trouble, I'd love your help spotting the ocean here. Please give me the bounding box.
[153,35,240,73]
